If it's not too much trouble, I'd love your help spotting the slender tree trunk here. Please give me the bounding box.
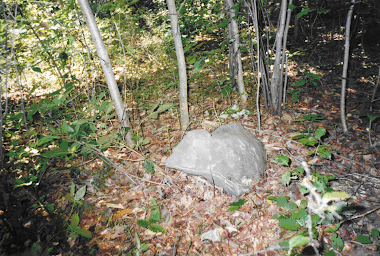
[166,0,189,130]
[227,22,236,87]
[269,0,287,114]
[340,0,355,133]
[225,0,246,103]
[78,0,133,144]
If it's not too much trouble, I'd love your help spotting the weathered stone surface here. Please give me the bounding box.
[166,123,267,198]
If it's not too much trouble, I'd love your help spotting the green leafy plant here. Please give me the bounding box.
[272,160,351,255]
[132,231,151,255]
[136,197,165,233]
[228,199,247,211]
[64,182,93,239]
[143,159,155,174]
[289,72,321,103]
[292,127,334,160]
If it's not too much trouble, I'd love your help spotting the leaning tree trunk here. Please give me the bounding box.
[225,0,247,103]
[78,0,133,144]
[340,0,355,133]
[166,0,189,130]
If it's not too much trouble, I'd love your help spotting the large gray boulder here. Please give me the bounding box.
[166,123,266,198]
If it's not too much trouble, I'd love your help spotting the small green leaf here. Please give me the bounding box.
[368,115,378,122]
[371,228,380,239]
[70,181,75,196]
[325,223,341,233]
[278,218,300,230]
[300,137,318,146]
[289,234,309,248]
[297,8,314,19]
[71,213,80,227]
[318,147,331,159]
[32,67,42,72]
[228,199,247,211]
[46,203,54,212]
[41,148,69,158]
[74,185,86,201]
[76,227,92,238]
[331,233,344,251]
[137,219,150,228]
[37,135,60,146]
[356,235,372,244]
[314,127,326,138]
[149,224,165,233]
[276,197,290,207]
[294,79,307,87]
[64,193,75,203]
[143,159,155,174]
[149,209,161,223]
[276,155,290,166]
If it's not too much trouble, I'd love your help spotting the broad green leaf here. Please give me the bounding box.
[276,196,290,207]
[276,155,290,166]
[221,17,230,28]
[61,140,69,151]
[228,199,247,211]
[136,219,150,228]
[74,185,86,201]
[194,59,205,70]
[297,9,314,19]
[292,134,307,140]
[300,137,318,146]
[331,233,344,251]
[356,235,371,244]
[314,127,326,138]
[32,67,42,72]
[371,228,380,239]
[98,101,108,111]
[149,224,165,233]
[41,148,69,158]
[76,227,92,238]
[294,79,307,87]
[318,147,331,159]
[156,103,174,114]
[71,213,80,227]
[278,218,300,230]
[149,209,161,223]
[294,166,304,175]
[289,234,309,248]
[368,115,378,122]
[139,243,150,252]
[325,223,341,233]
[37,135,60,146]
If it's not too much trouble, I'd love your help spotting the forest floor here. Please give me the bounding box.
[44,41,380,255]
[3,36,380,255]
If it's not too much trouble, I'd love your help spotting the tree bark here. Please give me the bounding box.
[78,0,133,144]
[340,0,355,133]
[269,0,287,114]
[225,0,247,103]
[166,0,189,130]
